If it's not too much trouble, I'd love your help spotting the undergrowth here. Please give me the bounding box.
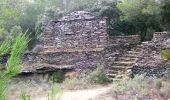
[86,65,109,84]
[47,85,63,100]
[112,75,170,99]
[50,70,64,83]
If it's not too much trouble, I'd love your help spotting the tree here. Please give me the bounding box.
[160,0,170,31]
[0,32,29,100]
[115,0,162,41]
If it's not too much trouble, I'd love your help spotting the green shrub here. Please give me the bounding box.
[87,65,109,84]
[50,70,64,83]
[161,50,170,60]
[21,92,31,100]
[112,75,149,96]
[47,85,63,100]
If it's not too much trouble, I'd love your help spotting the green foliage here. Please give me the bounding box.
[6,33,29,77]
[0,79,10,100]
[50,70,64,83]
[21,92,31,100]
[47,85,63,100]
[117,0,160,20]
[112,75,150,97]
[161,50,170,60]
[160,0,170,31]
[87,65,109,84]
[112,76,170,99]
[0,32,29,100]
[0,40,11,55]
[113,0,162,41]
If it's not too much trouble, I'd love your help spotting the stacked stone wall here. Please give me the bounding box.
[107,35,141,46]
[153,32,170,42]
[23,51,104,72]
[22,34,141,72]
[44,18,107,52]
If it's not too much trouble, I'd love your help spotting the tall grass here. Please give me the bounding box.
[0,32,29,100]
[21,92,31,100]
[47,85,63,100]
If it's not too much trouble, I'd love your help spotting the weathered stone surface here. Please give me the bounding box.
[43,11,107,53]
[108,35,141,46]
[133,32,170,77]
[21,35,141,74]
[0,11,147,78]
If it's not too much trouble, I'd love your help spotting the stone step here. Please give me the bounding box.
[120,54,140,58]
[131,48,142,52]
[109,66,132,70]
[116,57,137,62]
[107,74,124,79]
[107,70,125,74]
[111,61,135,66]
[106,73,117,78]
[126,51,140,55]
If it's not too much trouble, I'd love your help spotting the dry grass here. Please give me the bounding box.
[111,75,170,100]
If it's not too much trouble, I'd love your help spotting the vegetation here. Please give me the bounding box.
[50,70,65,83]
[160,0,170,31]
[86,65,109,84]
[161,50,170,60]
[112,75,170,99]
[1,0,170,99]
[0,0,169,43]
[0,32,29,100]
[21,92,31,100]
[47,85,63,100]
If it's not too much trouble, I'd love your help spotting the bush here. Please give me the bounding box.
[62,77,87,90]
[86,65,109,84]
[112,75,149,96]
[160,50,170,60]
[50,70,64,83]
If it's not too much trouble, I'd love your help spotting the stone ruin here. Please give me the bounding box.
[43,11,107,53]
[22,11,108,75]
[1,11,170,80]
[20,11,141,79]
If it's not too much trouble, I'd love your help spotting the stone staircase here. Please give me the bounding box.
[106,45,143,81]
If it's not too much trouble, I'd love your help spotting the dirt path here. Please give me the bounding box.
[60,85,114,100]
[35,85,114,100]
[8,81,114,100]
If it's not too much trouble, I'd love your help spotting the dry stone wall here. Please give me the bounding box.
[0,11,143,78]
[153,32,170,42]
[22,35,142,73]
[108,35,141,46]
[132,32,170,78]
[43,11,107,53]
